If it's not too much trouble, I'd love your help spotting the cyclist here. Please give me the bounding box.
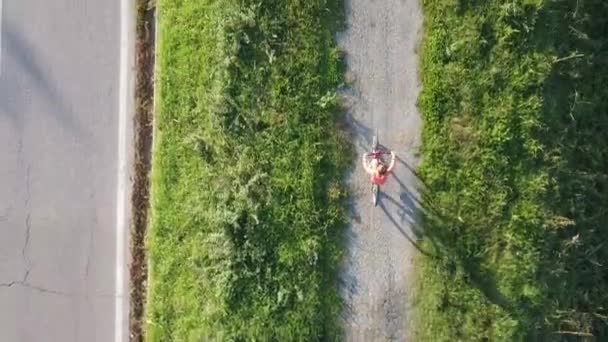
[362,150,396,186]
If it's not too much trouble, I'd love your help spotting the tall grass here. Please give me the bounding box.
[415,0,608,340]
[146,0,349,340]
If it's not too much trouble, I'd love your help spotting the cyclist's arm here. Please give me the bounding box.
[387,152,396,172]
[362,153,373,174]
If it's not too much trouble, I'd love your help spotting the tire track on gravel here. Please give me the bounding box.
[337,0,423,340]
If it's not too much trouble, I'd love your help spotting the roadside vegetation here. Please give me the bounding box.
[130,1,155,341]
[146,0,349,340]
[415,0,608,340]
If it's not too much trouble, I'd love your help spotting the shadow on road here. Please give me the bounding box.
[378,191,435,258]
[0,22,86,140]
[344,111,373,152]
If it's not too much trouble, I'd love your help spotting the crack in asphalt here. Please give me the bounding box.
[17,136,24,160]
[84,226,94,280]
[21,283,71,297]
[23,268,31,283]
[0,281,19,288]
[22,214,31,260]
[0,277,119,299]
[84,196,97,281]
[0,281,71,297]
[0,269,70,297]
[24,165,31,206]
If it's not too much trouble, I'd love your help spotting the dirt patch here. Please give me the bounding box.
[129,1,155,341]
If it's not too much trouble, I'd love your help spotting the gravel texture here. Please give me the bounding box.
[337,0,423,340]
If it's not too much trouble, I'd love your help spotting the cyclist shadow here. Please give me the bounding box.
[378,187,435,258]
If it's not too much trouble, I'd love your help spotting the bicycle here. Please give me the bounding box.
[368,130,392,206]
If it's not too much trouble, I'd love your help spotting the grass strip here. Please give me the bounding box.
[415,0,608,340]
[146,0,349,340]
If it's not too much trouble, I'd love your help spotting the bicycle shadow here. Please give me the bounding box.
[377,177,434,257]
[378,193,436,257]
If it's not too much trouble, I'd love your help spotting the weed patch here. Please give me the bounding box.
[146,1,349,340]
[415,0,608,340]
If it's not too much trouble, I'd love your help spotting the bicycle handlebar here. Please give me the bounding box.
[369,150,392,157]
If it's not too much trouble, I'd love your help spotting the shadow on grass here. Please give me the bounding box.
[414,0,608,339]
[393,155,515,312]
[415,190,515,312]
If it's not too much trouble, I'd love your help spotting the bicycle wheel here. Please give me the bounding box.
[372,129,378,151]
[372,183,378,206]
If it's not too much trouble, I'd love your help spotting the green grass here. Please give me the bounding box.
[415,0,608,341]
[146,0,349,340]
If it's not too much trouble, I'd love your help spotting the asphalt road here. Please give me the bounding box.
[0,1,133,341]
[338,0,423,340]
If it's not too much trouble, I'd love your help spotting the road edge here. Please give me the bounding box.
[117,0,136,341]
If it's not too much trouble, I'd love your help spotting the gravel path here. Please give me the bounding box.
[337,0,423,340]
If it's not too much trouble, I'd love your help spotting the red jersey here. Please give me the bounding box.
[371,173,389,185]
